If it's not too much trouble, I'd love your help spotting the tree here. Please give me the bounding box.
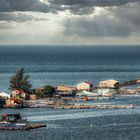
[43,85,55,97]
[0,97,6,108]
[31,88,44,98]
[9,68,32,93]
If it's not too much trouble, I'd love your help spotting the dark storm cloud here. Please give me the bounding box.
[0,0,140,39]
[49,0,138,6]
[62,1,140,37]
[0,0,49,12]
[0,0,138,14]
[51,4,95,15]
[0,0,49,23]
[48,0,139,14]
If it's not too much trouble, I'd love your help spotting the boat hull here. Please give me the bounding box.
[0,123,46,130]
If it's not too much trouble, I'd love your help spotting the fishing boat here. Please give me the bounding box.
[0,114,46,130]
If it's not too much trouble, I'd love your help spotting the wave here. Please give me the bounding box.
[26,108,140,122]
[45,122,140,129]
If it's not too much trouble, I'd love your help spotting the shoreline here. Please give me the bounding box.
[1,93,139,109]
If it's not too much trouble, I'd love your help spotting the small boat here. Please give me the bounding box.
[82,90,101,97]
[0,114,46,130]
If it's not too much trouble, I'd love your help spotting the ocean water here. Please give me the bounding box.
[0,45,140,92]
[1,96,140,140]
[1,45,140,140]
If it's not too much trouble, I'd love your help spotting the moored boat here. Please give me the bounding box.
[0,114,46,130]
[82,90,101,96]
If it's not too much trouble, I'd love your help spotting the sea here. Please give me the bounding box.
[0,45,140,140]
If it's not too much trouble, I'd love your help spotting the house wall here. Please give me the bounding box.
[30,94,37,100]
[99,80,118,88]
[56,86,76,92]
[56,92,75,97]
[77,83,92,91]
[12,90,28,99]
[6,100,16,107]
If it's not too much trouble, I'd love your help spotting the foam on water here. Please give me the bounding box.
[26,108,138,121]
[46,122,140,129]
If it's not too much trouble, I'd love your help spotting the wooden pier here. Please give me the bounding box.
[52,104,134,109]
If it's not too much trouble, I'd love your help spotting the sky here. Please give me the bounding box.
[0,0,140,45]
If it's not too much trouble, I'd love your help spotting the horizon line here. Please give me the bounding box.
[0,44,140,47]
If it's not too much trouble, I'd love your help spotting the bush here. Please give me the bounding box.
[43,85,55,97]
[0,97,6,107]
[31,85,56,98]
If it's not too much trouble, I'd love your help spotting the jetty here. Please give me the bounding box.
[48,104,134,109]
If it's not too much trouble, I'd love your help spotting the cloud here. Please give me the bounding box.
[0,0,49,12]
[0,13,34,22]
[63,2,140,37]
[112,3,140,27]
[48,0,139,15]
[0,22,13,29]
[0,0,49,23]
[63,16,132,37]
[0,12,48,22]
[48,0,138,6]
[0,0,140,45]
[50,4,95,15]
[0,0,138,15]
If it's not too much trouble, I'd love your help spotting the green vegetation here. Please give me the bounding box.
[0,97,6,107]
[32,89,44,98]
[31,85,56,98]
[9,68,32,93]
[43,85,55,97]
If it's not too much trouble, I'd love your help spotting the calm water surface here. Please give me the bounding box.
[0,45,140,91]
